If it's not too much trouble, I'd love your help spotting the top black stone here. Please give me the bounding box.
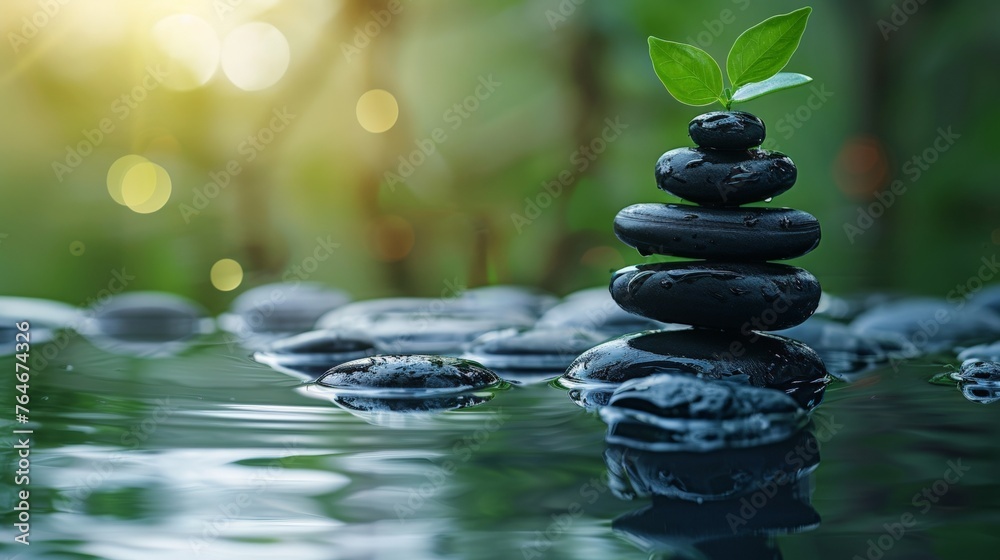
[689,111,766,150]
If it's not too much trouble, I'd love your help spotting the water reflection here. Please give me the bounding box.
[602,393,822,559]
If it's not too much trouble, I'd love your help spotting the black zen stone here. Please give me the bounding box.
[599,374,807,451]
[611,262,821,331]
[655,147,796,206]
[614,203,820,261]
[316,355,500,393]
[561,328,828,410]
[688,111,766,150]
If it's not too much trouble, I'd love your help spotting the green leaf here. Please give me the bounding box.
[648,37,724,106]
[731,72,813,103]
[726,7,812,88]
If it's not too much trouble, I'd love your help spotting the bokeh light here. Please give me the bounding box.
[356,89,399,133]
[120,161,172,214]
[210,259,244,291]
[150,14,220,91]
[221,22,290,91]
[107,154,149,206]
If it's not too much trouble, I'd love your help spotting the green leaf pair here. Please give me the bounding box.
[648,7,812,109]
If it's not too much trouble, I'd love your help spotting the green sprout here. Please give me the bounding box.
[648,7,813,110]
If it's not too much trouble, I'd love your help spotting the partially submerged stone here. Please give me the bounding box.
[315,355,501,395]
[253,330,377,380]
[599,374,808,452]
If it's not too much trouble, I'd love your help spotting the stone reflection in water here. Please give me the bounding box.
[601,376,821,559]
[302,355,503,425]
[80,291,213,357]
[253,330,378,381]
[461,327,608,385]
[558,329,828,411]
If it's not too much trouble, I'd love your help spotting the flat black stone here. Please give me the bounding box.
[689,111,766,150]
[316,355,500,393]
[561,328,828,410]
[655,148,796,206]
[600,374,807,452]
[611,262,821,330]
[253,330,378,380]
[614,203,820,260]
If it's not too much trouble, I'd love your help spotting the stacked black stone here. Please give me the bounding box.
[610,111,822,332]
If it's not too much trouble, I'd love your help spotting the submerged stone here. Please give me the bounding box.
[958,341,1000,362]
[688,111,766,150]
[775,316,910,380]
[614,203,820,261]
[253,330,378,380]
[83,292,211,357]
[655,147,796,206]
[536,288,672,337]
[611,261,821,331]
[330,392,494,414]
[315,355,501,394]
[851,298,1000,355]
[224,282,350,335]
[561,328,828,410]
[600,374,808,452]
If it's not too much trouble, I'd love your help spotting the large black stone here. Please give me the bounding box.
[614,203,820,260]
[561,328,828,410]
[611,261,821,330]
[655,147,796,206]
[688,111,766,150]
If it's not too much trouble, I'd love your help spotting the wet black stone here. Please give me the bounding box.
[775,316,911,380]
[93,292,207,342]
[227,282,350,334]
[957,359,1000,382]
[611,261,821,331]
[600,374,807,452]
[461,327,607,378]
[561,328,828,410]
[604,429,818,502]
[688,111,766,150]
[655,147,796,206]
[536,288,672,337]
[253,330,378,380]
[614,203,820,261]
[316,355,500,393]
[851,298,1000,355]
[331,392,494,413]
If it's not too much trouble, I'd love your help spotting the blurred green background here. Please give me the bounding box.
[1,0,997,312]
